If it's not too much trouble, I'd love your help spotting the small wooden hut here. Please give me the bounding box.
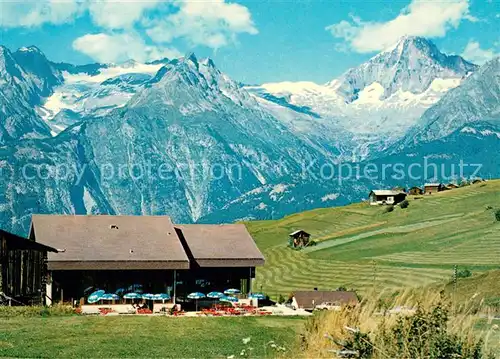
[289,230,311,248]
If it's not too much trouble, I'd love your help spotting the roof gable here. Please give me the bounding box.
[175,224,265,267]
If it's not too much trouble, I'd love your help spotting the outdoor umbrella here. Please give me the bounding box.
[248,293,266,300]
[187,292,206,311]
[220,295,238,303]
[87,290,105,304]
[142,293,155,300]
[123,292,142,300]
[224,288,241,295]
[101,293,119,301]
[207,291,224,299]
[153,293,171,303]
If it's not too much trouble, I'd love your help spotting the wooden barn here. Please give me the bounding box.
[424,183,444,194]
[408,186,423,195]
[0,229,57,305]
[289,230,311,248]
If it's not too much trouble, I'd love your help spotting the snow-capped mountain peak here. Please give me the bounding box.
[329,36,478,103]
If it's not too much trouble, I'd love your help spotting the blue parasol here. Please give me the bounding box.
[187,292,205,311]
[153,293,171,301]
[142,293,155,300]
[207,291,224,299]
[248,293,266,300]
[220,295,238,303]
[224,288,241,295]
[101,293,119,301]
[87,290,105,304]
[123,292,142,300]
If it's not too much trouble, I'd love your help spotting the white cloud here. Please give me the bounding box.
[0,0,84,28]
[146,0,258,49]
[88,0,160,29]
[72,32,181,63]
[326,0,476,53]
[461,40,500,65]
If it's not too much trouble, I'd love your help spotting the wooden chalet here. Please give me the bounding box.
[0,229,57,305]
[424,183,444,194]
[369,190,407,205]
[28,215,265,306]
[291,290,358,311]
[289,230,311,248]
[445,183,459,190]
[408,186,423,195]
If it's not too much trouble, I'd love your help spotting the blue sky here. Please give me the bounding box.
[0,0,498,84]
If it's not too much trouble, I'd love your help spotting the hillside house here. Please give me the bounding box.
[409,186,423,195]
[289,230,310,248]
[369,190,407,205]
[291,290,358,311]
[424,183,444,194]
[472,179,483,184]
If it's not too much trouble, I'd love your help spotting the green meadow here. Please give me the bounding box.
[247,180,500,297]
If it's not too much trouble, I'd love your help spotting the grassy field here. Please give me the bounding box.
[0,316,304,358]
[246,180,500,297]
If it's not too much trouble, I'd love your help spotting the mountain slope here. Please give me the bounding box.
[0,46,54,144]
[0,54,337,234]
[247,179,500,295]
[247,37,478,159]
[401,57,500,147]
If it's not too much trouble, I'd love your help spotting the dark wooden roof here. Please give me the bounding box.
[289,230,310,237]
[31,215,190,270]
[175,224,265,267]
[294,291,358,309]
[0,230,57,252]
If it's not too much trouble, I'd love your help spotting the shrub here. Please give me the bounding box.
[456,268,472,279]
[495,209,500,222]
[0,304,75,317]
[306,240,317,247]
[485,205,493,210]
[384,205,394,213]
[277,294,286,304]
[399,200,409,209]
[301,291,494,358]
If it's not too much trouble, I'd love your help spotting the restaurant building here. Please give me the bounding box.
[28,215,265,305]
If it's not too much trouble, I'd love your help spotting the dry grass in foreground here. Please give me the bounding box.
[300,289,500,359]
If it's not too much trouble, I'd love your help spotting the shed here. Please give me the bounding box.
[369,190,407,205]
[292,290,358,310]
[424,183,444,194]
[289,230,311,248]
[0,229,57,304]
